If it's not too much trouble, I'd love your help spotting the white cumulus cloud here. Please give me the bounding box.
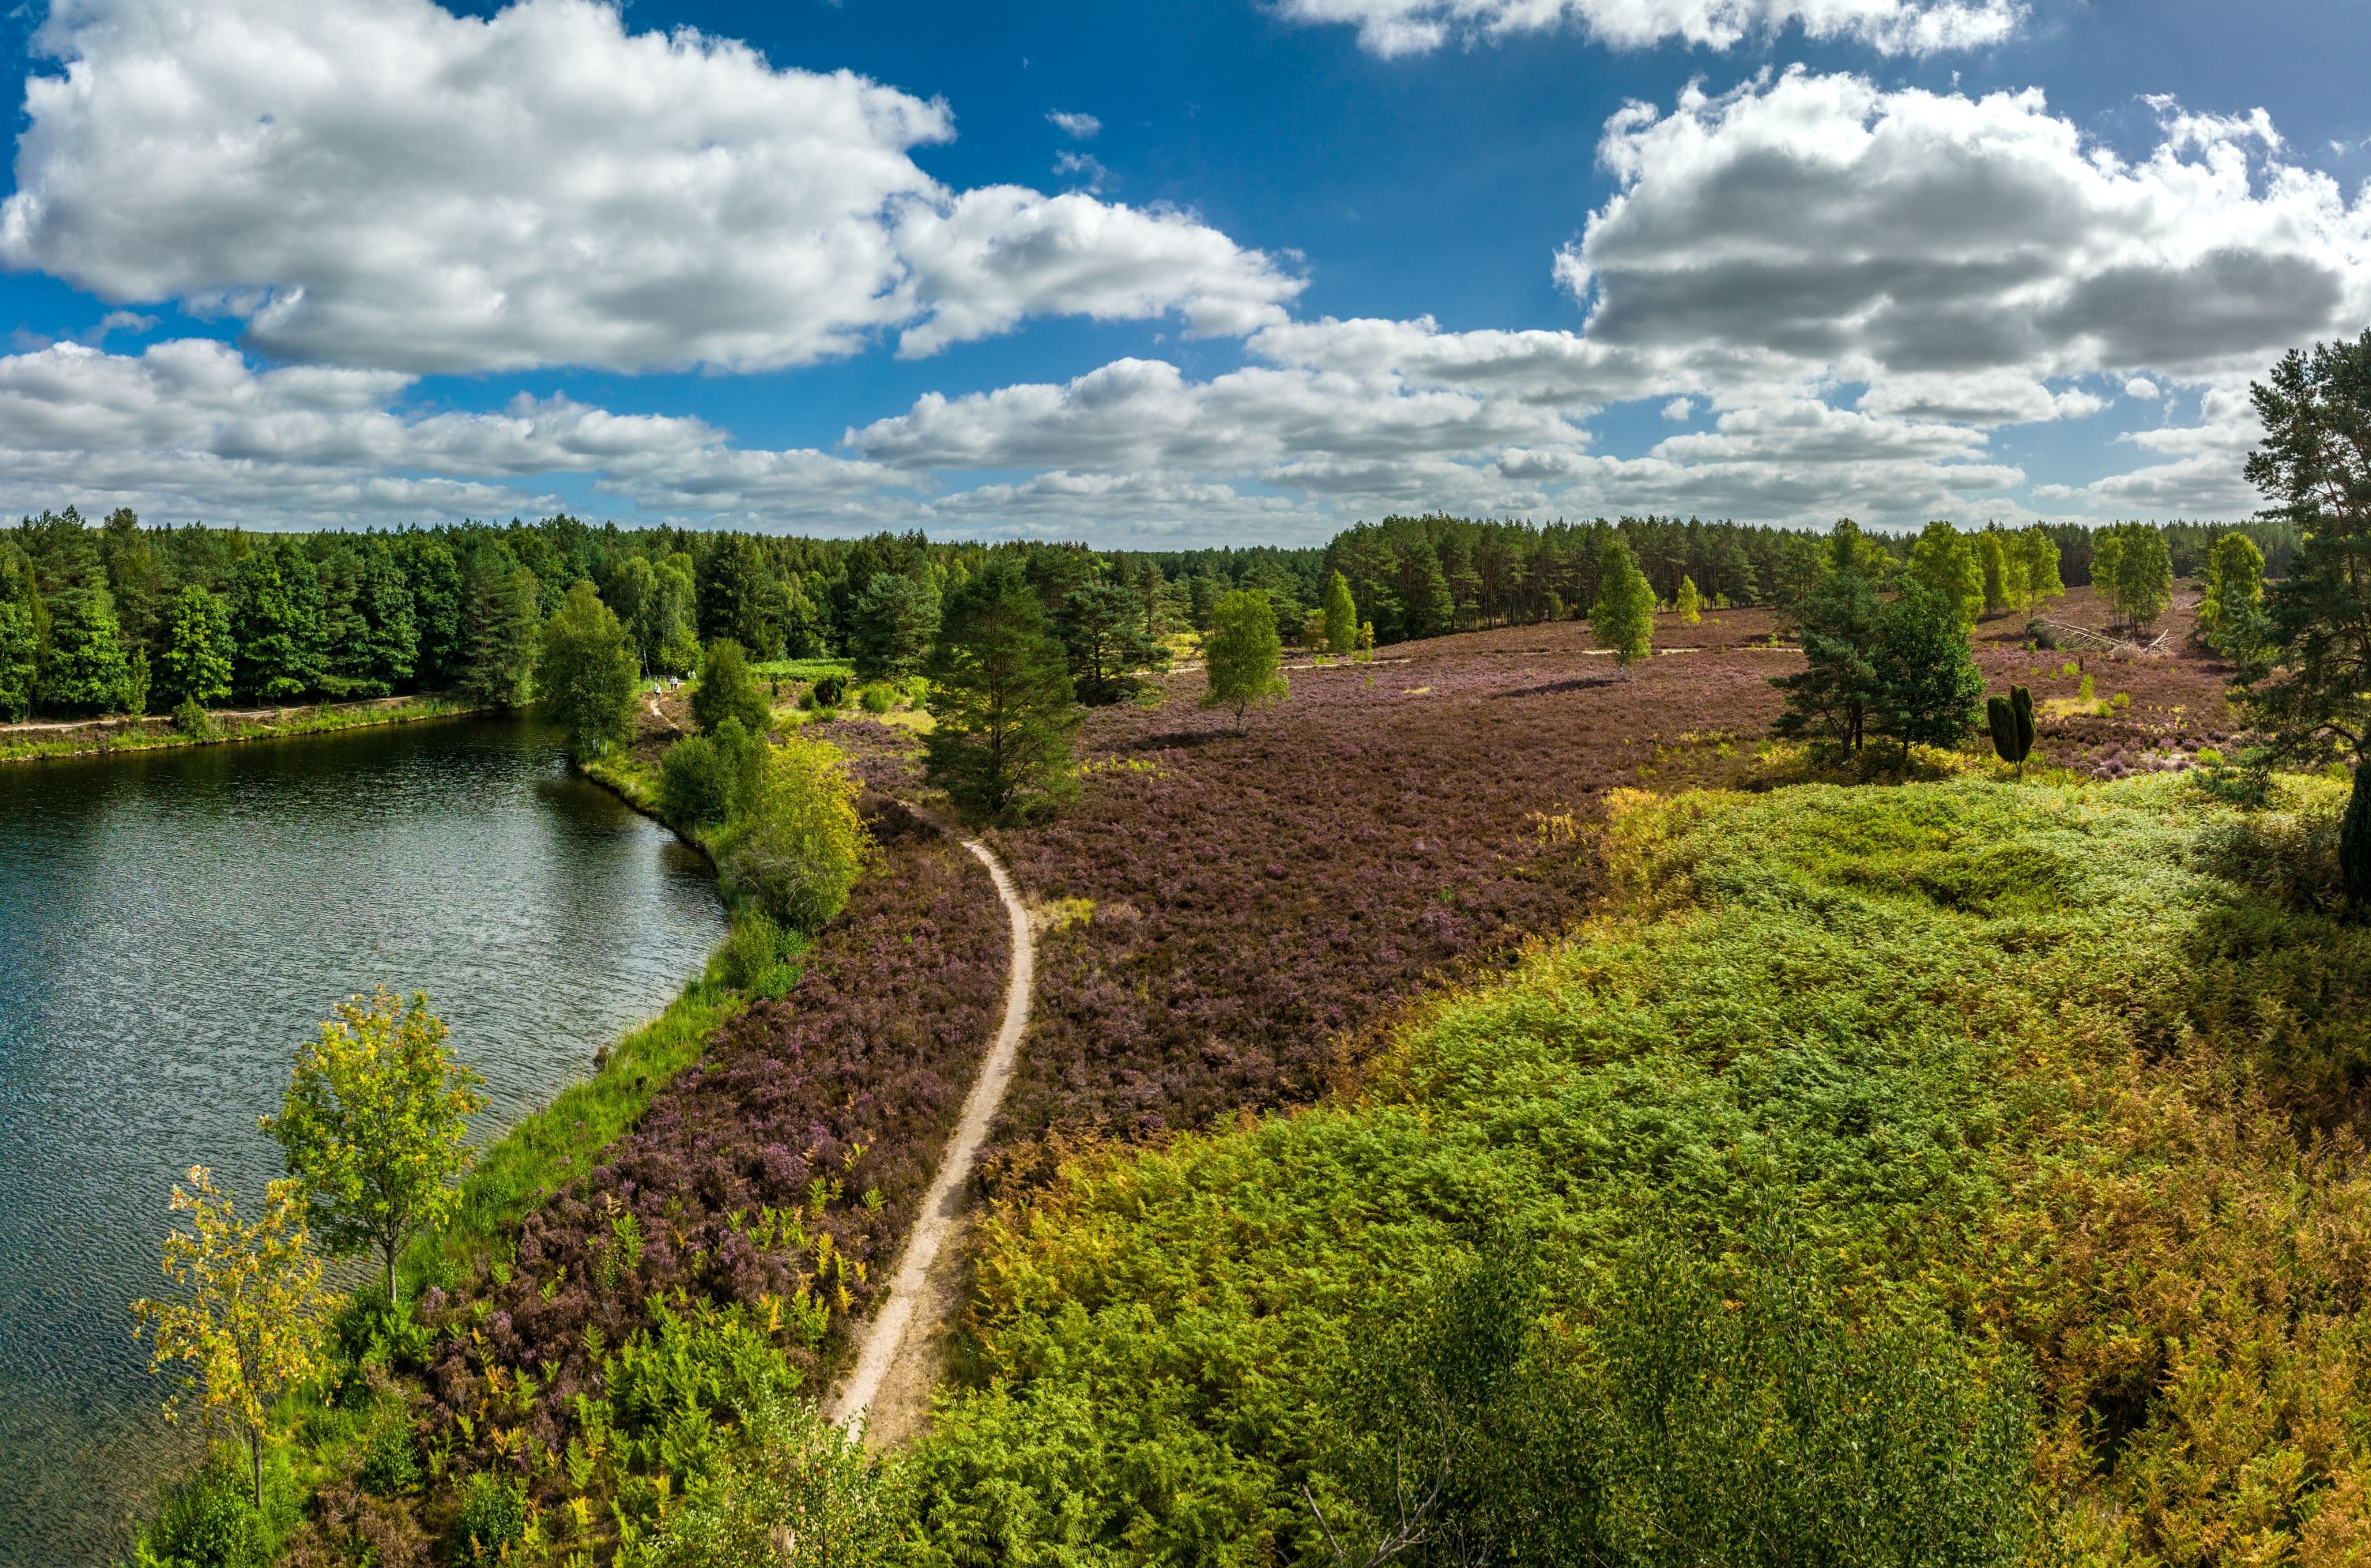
[0,0,1299,375]
[1275,0,2022,59]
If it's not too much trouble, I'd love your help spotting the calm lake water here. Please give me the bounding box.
[0,715,726,1566]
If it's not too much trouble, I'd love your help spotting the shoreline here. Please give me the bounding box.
[0,693,488,766]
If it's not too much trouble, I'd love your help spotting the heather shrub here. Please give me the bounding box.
[718,735,870,933]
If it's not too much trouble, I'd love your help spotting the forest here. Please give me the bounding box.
[0,503,2300,729]
[84,333,2371,1568]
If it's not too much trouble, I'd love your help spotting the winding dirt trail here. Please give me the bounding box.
[827,823,1033,1438]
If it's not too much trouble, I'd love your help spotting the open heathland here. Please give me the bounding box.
[900,768,2371,1566]
[831,598,2241,1164]
[401,801,1008,1555]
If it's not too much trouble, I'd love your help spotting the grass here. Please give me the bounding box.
[752,656,856,685]
[905,768,2371,1566]
[0,693,479,764]
[408,977,744,1286]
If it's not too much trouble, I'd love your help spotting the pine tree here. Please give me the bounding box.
[1771,522,1886,755]
[848,572,940,683]
[1590,541,1655,677]
[691,637,774,737]
[458,554,540,709]
[1871,579,1985,763]
[1203,588,1288,730]
[2238,331,2371,911]
[0,545,43,721]
[925,557,1080,822]
[1054,578,1169,705]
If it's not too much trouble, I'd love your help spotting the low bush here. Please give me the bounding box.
[710,907,806,999]
[658,717,764,831]
[718,734,870,934]
[640,1392,909,1568]
[858,682,896,714]
[134,1448,298,1568]
[451,1472,527,1566]
[171,696,217,740]
[357,1409,421,1498]
[808,673,848,710]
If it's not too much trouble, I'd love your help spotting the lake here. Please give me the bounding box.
[0,715,727,1566]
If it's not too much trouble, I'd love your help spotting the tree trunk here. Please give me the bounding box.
[384,1238,398,1307]
[2343,756,2371,916]
[250,1427,262,1509]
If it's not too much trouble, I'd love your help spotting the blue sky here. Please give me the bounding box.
[2,0,2367,542]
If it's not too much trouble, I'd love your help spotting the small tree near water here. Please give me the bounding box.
[132,1167,337,1507]
[536,579,639,760]
[260,989,486,1305]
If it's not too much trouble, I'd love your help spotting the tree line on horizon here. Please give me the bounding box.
[0,503,2301,724]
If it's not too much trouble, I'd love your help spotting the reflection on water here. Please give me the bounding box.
[0,715,726,1566]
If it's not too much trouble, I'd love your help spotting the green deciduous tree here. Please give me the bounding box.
[2198,531,2267,662]
[1872,579,1986,762]
[537,579,640,760]
[1672,574,1702,625]
[1202,587,1288,730]
[1589,540,1655,677]
[258,989,486,1304]
[1772,521,1886,755]
[2098,522,2173,631]
[1056,578,1170,706]
[848,572,941,684]
[1905,521,1984,628]
[131,1167,338,1507]
[692,637,774,737]
[2011,526,2064,616]
[159,584,236,707]
[0,545,38,721]
[659,716,766,831]
[1322,571,1359,655]
[232,542,326,703]
[2241,332,2371,911]
[925,556,1080,822]
[720,733,872,933]
[458,555,540,709]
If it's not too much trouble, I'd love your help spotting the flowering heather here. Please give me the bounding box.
[977,616,1789,1148]
[420,802,1005,1480]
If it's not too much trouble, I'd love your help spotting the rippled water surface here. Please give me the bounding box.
[0,716,726,1566]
